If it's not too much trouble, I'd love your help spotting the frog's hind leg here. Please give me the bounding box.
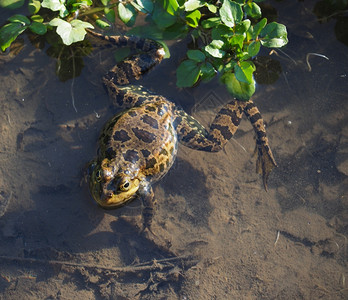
[103,48,165,85]
[174,100,244,152]
[87,30,166,108]
[102,46,165,108]
[174,99,276,189]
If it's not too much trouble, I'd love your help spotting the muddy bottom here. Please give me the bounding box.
[0,0,347,299]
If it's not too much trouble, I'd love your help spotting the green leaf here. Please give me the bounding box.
[229,34,244,49]
[176,59,201,87]
[185,9,201,27]
[100,0,109,6]
[31,14,43,22]
[206,4,217,13]
[113,47,131,63]
[251,18,267,39]
[244,2,261,19]
[152,2,177,28]
[235,19,251,35]
[41,0,64,11]
[29,21,47,35]
[28,0,40,14]
[118,3,137,26]
[0,0,24,9]
[221,72,255,100]
[128,23,165,39]
[83,0,93,5]
[163,0,179,15]
[162,22,188,39]
[234,61,255,84]
[205,40,225,58]
[201,17,221,29]
[222,61,236,73]
[220,0,243,28]
[247,40,260,57]
[8,14,30,25]
[184,0,203,11]
[187,49,205,62]
[212,24,233,40]
[133,0,153,13]
[200,62,216,82]
[260,22,288,48]
[104,7,115,23]
[96,19,111,29]
[0,22,27,51]
[42,0,67,17]
[49,18,94,45]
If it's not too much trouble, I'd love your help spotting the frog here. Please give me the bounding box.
[87,30,277,232]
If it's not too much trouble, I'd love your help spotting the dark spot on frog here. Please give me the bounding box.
[141,149,151,158]
[105,147,117,159]
[132,127,156,143]
[135,38,145,50]
[141,115,158,129]
[173,116,182,128]
[128,111,137,117]
[146,157,157,169]
[113,129,131,142]
[181,130,198,143]
[159,163,165,172]
[159,148,168,156]
[123,149,139,162]
[145,105,156,112]
[210,124,232,140]
[134,96,148,106]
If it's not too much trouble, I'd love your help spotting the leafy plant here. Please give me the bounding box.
[0,0,288,100]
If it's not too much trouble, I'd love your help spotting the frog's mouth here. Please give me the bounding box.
[88,161,141,208]
[97,183,140,208]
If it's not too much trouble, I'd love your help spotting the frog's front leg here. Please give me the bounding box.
[138,184,156,233]
[174,99,277,189]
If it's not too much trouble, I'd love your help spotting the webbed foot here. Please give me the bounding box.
[255,143,277,191]
[141,225,175,255]
[242,100,277,190]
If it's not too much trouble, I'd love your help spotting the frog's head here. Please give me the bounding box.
[88,158,140,208]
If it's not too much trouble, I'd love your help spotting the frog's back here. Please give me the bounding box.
[100,99,178,182]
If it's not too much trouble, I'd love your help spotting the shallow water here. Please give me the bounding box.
[0,0,347,299]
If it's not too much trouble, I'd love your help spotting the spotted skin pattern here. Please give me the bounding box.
[88,31,277,231]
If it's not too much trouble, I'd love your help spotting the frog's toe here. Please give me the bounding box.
[256,144,277,191]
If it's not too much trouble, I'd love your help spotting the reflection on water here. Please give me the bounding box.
[0,0,348,298]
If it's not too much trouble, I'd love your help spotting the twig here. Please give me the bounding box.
[274,230,280,246]
[0,254,197,273]
[6,114,12,126]
[306,53,329,72]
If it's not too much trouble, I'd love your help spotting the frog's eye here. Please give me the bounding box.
[119,181,130,191]
[96,170,102,182]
